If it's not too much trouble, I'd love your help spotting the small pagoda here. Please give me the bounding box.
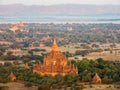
[33,37,78,76]
[92,73,102,84]
[18,21,24,27]
[10,24,19,32]
[25,63,30,69]
[9,72,16,81]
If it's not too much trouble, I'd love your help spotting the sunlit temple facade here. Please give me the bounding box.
[33,37,78,76]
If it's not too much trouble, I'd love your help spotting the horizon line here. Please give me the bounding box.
[0,3,120,6]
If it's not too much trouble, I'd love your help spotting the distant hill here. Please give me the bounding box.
[0,4,120,15]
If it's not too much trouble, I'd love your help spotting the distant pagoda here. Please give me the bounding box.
[18,21,24,27]
[33,37,78,76]
[25,63,30,69]
[10,22,25,32]
[10,24,19,32]
[92,73,102,84]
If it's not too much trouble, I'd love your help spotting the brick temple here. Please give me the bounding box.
[33,37,78,76]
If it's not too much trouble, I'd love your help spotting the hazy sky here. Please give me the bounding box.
[0,0,120,5]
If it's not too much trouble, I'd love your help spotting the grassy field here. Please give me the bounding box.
[83,84,119,90]
[0,82,119,90]
[60,44,120,61]
[0,82,37,90]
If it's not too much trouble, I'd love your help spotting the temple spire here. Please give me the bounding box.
[53,37,57,45]
[52,37,58,51]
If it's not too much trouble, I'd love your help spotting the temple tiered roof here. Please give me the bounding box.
[33,37,78,76]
